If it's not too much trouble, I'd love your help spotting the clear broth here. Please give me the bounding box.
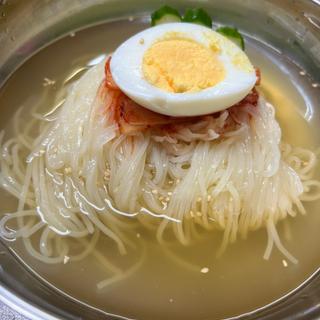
[1,19,320,320]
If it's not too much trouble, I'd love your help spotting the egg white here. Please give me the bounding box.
[110,23,257,117]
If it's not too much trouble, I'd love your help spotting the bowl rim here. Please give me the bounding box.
[1,1,320,319]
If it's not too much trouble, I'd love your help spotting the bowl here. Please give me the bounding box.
[0,0,320,319]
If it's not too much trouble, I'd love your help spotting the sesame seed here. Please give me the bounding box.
[200,267,209,274]
[161,201,168,209]
[196,211,202,217]
[168,180,174,185]
[103,169,110,181]
[43,77,56,87]
[63,256,70,264]
[282,259,288,267]
[207,195,212,202]
[167,192,173,196]
[197,197,202,202]
[165,196,170,202]
[139,38,145,45]
[151,189,158,194]
[64,167,72,174]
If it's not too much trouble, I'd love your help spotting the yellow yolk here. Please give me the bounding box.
[142,38,225,93]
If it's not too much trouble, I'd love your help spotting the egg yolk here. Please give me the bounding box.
[142,38,225,93]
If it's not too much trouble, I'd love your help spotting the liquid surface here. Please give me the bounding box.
[0,19,320,320]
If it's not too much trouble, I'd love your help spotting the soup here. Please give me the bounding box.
[0,17,320,320]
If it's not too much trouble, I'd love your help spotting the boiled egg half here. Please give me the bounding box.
[110,23,257,117]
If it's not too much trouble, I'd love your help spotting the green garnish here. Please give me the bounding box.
[150,6,246,50]
[216,26,245,50]
[151,5,182,26]
[182,8,212,28]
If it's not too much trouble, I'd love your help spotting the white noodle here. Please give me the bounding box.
[0,60,319,286]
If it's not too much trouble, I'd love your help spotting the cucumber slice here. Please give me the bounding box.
[216,26,245,50]
[151,6,182,26]
[182,8,212,28]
